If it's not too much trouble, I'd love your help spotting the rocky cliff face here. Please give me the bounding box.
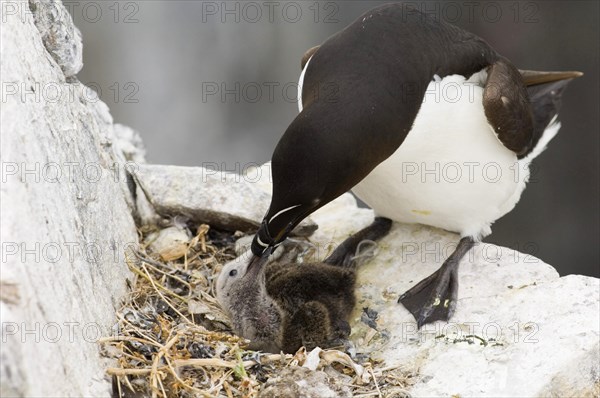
[1,1,142,396]
[1,1,598,397]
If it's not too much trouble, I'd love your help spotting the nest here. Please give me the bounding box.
[101,222,416,397]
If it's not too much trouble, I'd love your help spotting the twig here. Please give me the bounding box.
[150,332,180,398]
[98,336,162,347]
[143,260,193,293]
[129,262,188,302]
[141,264,195,326]
[108,367,163,376]
[367,365,382,398]
[174,353,288,370]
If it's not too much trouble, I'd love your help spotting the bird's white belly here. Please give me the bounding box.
[352,74,531,239]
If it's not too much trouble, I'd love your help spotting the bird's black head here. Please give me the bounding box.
[249,98,377,261]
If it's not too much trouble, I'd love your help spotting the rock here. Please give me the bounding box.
[113,123,146,164]
[259,366,352,398]
[402,275,599,397]
[304,190,600,397]
[133,164,318,236]
[1,2,140,396]
[29,0,83,78]
[145,225,190,261]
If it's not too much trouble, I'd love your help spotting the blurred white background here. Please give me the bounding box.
[71,1,599,277]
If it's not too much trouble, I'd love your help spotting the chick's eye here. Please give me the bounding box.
[229,269,238,277]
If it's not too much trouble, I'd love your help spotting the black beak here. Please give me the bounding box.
[251,211,306,257]
[251,219,276,256]
[246,252,270,277]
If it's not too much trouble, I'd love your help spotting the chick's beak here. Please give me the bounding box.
[246,252,270,277]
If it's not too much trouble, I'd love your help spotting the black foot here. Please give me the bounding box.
[398,237,474,328]
[272,239,314,263]
[324,217,392,267]
[398,261,458,328]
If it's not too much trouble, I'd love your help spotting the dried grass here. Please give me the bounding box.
[101,223,415,397]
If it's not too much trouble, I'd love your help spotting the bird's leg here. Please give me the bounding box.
[267,238,317,268]
[398,236,474,328]
[324,217,392,267]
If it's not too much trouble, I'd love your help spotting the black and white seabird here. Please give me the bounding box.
[248,4,582,327]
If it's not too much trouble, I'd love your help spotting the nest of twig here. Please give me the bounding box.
[101,221,415,397]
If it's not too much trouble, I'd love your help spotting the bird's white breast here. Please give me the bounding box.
[350,72,557,239]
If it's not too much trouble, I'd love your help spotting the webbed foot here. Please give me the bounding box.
[398,261,458,328]
[324,217,392,267]
[398,236,474,328]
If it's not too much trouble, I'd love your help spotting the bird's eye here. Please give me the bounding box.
[229,269,238,277]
